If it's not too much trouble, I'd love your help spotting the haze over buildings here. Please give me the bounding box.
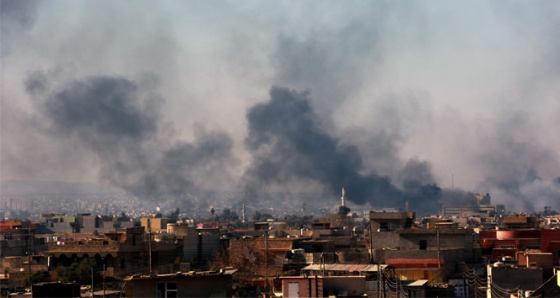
[1,1,560,214]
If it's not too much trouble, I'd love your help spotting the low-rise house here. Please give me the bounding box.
[32,282,80,298]
[479,229,560,264]
[487,261,544,297]
[43,227,177,277]
[124,269,237,298]
[385,258,443,283]
[280,275,366,298]
[369,211,480,283]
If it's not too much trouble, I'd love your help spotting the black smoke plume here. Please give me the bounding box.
[244,86,442,214]
[26,73,236,197]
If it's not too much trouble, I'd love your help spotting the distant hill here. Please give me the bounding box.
[0,180,120,196]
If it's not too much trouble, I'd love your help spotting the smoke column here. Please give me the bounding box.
[244,86,443,214]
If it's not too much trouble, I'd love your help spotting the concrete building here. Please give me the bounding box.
[487,261,544,297]
[300,263,387,279]
[43,227,177,277]
[140,217,169,231]
[124,269,237,298]
[167,223,222,264]
[182,228,221,263]
[369,211,480,284]
[0,221,42,257]
[78,213,136,234]
[280,275,366,298]
[479,229,560,264]
[32,282,80,298]
[369,211,415,232]
[516,251,554,276]
[503,214,540,229]
[441,193,498,226]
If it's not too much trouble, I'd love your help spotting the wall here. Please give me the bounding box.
[125,273,234,298]
[281,276,322,298]
[323,276,366,297]
[183,233,220,262]
[488,265,543,292]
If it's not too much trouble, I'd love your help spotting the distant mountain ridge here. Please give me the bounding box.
[0,180,120,196]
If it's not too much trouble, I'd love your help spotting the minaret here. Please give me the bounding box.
[341,187,346,207]
[242,203,246,223]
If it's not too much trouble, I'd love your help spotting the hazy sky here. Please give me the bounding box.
[1,0,559,212]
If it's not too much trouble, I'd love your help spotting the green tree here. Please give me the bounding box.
[57,259,101,285]
[23,270,50,287]
[338,206,351,217]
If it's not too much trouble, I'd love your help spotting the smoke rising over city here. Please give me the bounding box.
[243,86,442,213]
[24,73,238,197]
[2,1,560,214]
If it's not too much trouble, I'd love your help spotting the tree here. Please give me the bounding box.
[23,270,50,287]
[211,239,263,287]
[252,210,262,222]
[56,259,101,285]
[220,208,239,222]
[338,206,351,217]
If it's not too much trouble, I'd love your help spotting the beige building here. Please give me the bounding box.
[43,227,177,277]
[124,269,237,297]
[140,217,169,231]
[280,275,366,298]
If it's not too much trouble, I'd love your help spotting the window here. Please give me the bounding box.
[156,282,177,298]
[499,245,515,249]
[379,222,390,231]
[419,240,427,250]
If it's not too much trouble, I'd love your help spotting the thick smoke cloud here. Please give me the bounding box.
[25,73,236,197]
[244,86,442,214]
[0,0,39,55]
[3,2,560,215]
[476,114,560,212]
[31,76,159,139]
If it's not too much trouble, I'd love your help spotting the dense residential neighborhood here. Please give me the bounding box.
[2,192,560,297]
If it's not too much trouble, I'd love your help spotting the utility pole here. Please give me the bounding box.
[264,229,268,293]
[27,251,31,286]
[102,262,106,298]
[377,260,381,298]
[436,222,441,284]
[26,226,31,288]
[321,253,325,276]
[91,267,94,297]
[382,273,386,298]
[369,224,374,264]
[148,218,152,275]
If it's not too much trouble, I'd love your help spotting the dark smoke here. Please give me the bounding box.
[26,73,236,197]
[244,86,441,214]
[39,76,159,139]
[440,189,480,209]
[1,0,39,55]
[477,113,560,212]
[399,158,435,186]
